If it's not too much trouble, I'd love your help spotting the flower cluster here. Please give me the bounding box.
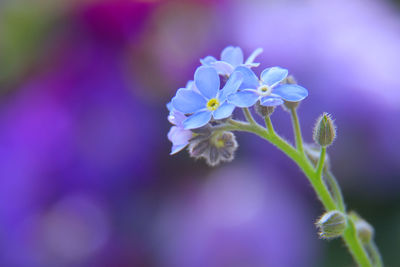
[167,46,308,164]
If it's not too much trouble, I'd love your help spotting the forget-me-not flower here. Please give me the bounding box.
[167,104,193,155]
[172,66,243,129]
[200,46,263,76]
[228,66,308,107]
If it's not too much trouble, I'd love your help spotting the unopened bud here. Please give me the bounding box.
[255,101,276,117]
[282,75,300,110]
[316,210,347,239]
[348,212,374,244]
[355,220,374,244]
[313,113,336,147]
[188,131,238,166]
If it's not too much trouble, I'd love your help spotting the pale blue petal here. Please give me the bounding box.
[200,56,217,66]
[168,110,187,126]
[168,126,192,145]
[213,102,236,120]
[221,46,244,67]
[170,144,187,155]
[235,66,259,89]
[213,61,234,76]
[260,96,284,106]
[172,88,207,114]
[183,111,212,129]
[273,84,308,102]
[244,62,260,68]
[244,48,263,65]
[185,80,195,89]
[260,67,288,87]
[166,101,173,111]
[227,90,259,108]
[186,80,201,94]
[219,71,243,101]
[194,66,220,99]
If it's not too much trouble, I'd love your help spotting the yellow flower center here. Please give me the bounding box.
[258,85,272,96]
[206,98,220,111]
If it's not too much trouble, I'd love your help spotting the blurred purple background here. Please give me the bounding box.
[1,0,399,266]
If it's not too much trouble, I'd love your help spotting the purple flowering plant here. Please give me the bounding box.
[167,46,382,267]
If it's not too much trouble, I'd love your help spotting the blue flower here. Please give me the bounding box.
[167,104,193,155]
[200,46,263,76]
[172,66,243,129]
[228,66,308,107]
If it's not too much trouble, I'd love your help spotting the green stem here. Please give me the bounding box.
[316,146,326,179]
[231,120,338,211]
[290,108,305,155]
[264,116,275,134]
[222,114,374,267]
[243,107,256,125]
[366,241,383,267]
[342,219,374,267]
[324,170,346,212]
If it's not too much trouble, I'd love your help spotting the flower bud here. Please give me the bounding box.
[188,131,238,166]
[313,113,336,147]
[316,210,347,239]
[282,75,300,110]
[348,212,374,244]
[355,219,374,244]
[255,101,276,117]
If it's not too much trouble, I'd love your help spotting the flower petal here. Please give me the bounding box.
[200,56,217,66]
[235,66,259,89]
[219,70,243,101]
[212,61,234,76]
[168,126,192,145]
[260,67,288,87]
[168,109,187,126]
[244,62,260,68]
[227,90,259,108]
[194,66,220,99]
[170,144,187,155]
[183,110,212,129]
[213,102,236,120]
[244,47,263,65]
[260,96,284,106]
[166,101,173,111]
[172,88,207,114]
[273,84,308,102]
[221,46,244,67]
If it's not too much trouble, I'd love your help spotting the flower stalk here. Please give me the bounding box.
[167,45,382,267]
[224,109,381,267]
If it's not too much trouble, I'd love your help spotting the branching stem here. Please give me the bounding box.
[219,109,380,267]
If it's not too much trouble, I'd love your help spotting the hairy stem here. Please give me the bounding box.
[290,108,305,155]
[324,170,346,212]
[242,108,256,125]
[316,146,327,179]
[366,241,383,267]
[224,111,376,267]
[264,116,275,134]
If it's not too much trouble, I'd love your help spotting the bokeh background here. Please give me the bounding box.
[1,0,400,266]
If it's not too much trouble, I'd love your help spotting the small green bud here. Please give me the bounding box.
[316,210,347,239]
[282,75,300,110]
[313,113,336,147]
[254,101,276,117]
